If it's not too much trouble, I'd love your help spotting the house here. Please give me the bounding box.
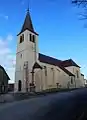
[15,9,85,92]
[0,65,10,93]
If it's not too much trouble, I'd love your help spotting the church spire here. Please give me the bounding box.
[20,0,34,33]
[20,8,34,33]
[18,2,38,36]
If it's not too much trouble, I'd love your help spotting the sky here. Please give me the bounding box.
[0,0,87,83]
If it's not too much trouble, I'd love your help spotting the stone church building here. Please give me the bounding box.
[15,9,85,92]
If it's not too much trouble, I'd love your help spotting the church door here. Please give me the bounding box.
[18,80,22,91]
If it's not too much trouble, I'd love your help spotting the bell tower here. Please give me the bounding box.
[15,8,39,92]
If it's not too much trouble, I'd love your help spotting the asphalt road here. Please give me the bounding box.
[0,88,87,120]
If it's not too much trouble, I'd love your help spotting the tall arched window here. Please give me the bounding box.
[76,70,79,78]
[44,66,47,76]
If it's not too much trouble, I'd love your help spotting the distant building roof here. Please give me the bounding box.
[60,59,80,68]
[0,65,10,80]
[39,53,75,76]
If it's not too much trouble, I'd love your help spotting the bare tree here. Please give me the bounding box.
[72,0,87,7]
[72,0,87,20]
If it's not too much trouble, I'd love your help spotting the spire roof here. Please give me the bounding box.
[18,9,38,35]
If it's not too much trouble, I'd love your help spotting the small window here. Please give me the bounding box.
[20,34,24,43]
[71,77,73,84]
[76,70,79,78]
[44,66,47,76]
[51,68,53,70]
[30,34,35,43]
[20,36,22,43]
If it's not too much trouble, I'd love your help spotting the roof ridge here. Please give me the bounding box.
[39,53,62,61]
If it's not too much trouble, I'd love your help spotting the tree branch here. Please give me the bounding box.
[72,0,87,7]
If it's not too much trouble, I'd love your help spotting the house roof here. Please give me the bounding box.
[60,59,80,68]
[39,53,75,76]
[0,65,10,80]
[17,9,38,36]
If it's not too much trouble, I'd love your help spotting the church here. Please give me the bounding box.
[15,9,85,92]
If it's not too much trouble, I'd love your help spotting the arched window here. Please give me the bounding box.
[76,70,79,78]
[20,34,24,43]
[18,80,22,91]
[44,66,47,76]
[30,34,35,43]
[71,77,73,84]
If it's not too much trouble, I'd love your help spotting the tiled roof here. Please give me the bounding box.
[39,53,62,66]
[60,59,80,68]
[39,53,75,76]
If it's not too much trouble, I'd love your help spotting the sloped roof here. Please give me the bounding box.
[39,53,62,66]
[60,59,80,68]
[18,10,38,36]
[58,65,75,76]
[0,65,10,80]
[39,53,75,76]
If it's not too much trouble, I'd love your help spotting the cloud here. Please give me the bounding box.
[4,16,8,20]
[6,34,13,41]
[0,35,15,83]
[0,14,8,20]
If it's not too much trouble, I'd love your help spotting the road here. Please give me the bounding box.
[0,88,87,120]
